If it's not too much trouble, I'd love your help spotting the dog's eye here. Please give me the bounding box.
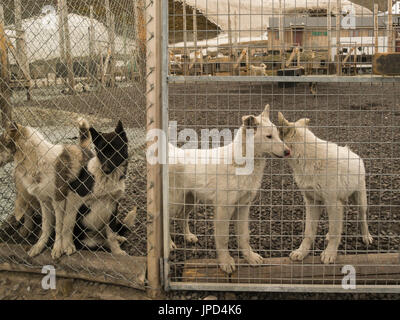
[266,135,272,139]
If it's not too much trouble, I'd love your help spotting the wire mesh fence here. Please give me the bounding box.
[165,0,400,292]
[0,0,150,289]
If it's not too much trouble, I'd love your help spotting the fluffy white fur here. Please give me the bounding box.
[278,112,373,264]
[168,105,290,274]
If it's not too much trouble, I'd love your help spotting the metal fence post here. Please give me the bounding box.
[146,0,164,298]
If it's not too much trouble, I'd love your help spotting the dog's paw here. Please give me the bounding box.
[63,242,77,256]
[115,236,128,244]
[169,241,177,251]
[362,233,373,245]
[243,251,263,265]
[185,233,199,244]
[321,250,337,264]
[51,243,64,260]
[28,243,45,257]
[112,248,128,256]
[289,249,309,261]
[218,255,236,274]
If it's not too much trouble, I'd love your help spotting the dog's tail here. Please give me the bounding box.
[77,117,91,150]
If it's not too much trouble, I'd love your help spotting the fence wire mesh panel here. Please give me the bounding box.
[164,0,400,292]
[0,0,150,289]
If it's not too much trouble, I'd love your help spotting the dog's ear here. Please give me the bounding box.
[89,127,100,143]
[242,115,257,129]
[278,112,290,126]
[261,104,270,118]
[278,112,294,137]
[296,118,310,127]
[115,120,124,134]
[115,120,128,141]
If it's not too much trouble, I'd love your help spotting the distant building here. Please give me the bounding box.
[267,16,388,53]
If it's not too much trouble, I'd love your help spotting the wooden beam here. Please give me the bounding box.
[374,3,379,54]
[105,0,116,87]
[182,0,188,75]
[136,0,146,89]
[146,0,163,298]
[0,4,11,126]
[336,0,341,75]
[279,0,285,68]
[59,0,75,92]
[193,9,197,69]
[387,0,393,53]
[88,5,95,84]
[0,244,146,290]
[14,0,30,83]
[183,254,400,285]
[327,1,332,64]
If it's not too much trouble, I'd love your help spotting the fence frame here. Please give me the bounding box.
[160,0,400,294]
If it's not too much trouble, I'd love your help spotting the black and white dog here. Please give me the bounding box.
[56,121,130,258]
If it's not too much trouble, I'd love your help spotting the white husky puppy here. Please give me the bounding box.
[168,105,291,274]
[278,112,373,264]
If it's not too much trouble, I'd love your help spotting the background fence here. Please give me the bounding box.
[0,0,153,291]
[164,0,400,292]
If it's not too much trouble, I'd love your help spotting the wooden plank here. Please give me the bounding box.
[373,52,400,75]
[183,254,400,285]
[0,244,146,290]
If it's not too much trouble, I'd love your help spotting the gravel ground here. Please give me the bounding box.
[1,82,399,299]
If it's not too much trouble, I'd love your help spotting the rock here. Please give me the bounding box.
[203,295,218,300]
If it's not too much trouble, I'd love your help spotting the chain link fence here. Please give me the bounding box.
[0,0,150,290]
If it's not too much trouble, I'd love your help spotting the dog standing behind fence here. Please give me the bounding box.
[168,105,291,274]
[278,112,373,264]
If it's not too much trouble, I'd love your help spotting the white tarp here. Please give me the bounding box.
[176,0,371,38]
[6,13,135,64]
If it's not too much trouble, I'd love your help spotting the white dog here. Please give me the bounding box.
[168,105,291,273]
[249,63,267,76]
[278,113,373,264]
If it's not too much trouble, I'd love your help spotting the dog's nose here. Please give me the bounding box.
[284,149,291,157]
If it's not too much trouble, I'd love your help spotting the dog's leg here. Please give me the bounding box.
[60,198,82,257]
[28,200,54,257]
[105,225,128,256]
[234,205,263,265]
[354,189,373,245]
[16,193,38,238]
[181,194,198,244]
[321,199,343,264]
[290,196,322,261]
[51,199,66,259]
[215,205,236,274]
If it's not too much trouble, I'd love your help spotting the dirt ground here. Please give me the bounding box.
[1,82,400,299]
